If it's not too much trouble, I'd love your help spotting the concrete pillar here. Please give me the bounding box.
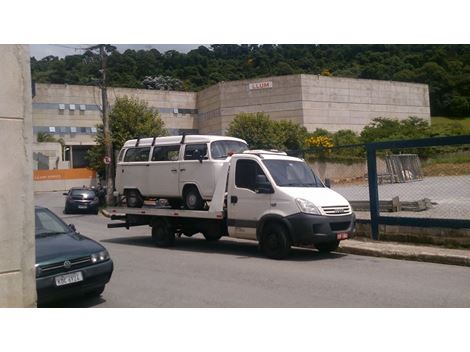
[0,45,36,307]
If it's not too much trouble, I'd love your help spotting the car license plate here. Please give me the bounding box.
[55,272,83,286]
[78,205,87,209]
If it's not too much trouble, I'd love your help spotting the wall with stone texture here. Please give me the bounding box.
[0,44,36,307]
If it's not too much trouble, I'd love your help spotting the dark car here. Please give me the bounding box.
[64,187,100,214]
[35,206,113,305]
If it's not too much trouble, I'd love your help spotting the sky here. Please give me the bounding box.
[29,44,204,59]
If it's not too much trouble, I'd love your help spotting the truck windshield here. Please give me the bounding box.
[211,141,248,159]
[262,159,324,187]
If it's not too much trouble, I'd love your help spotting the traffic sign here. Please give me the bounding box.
[103,156,111,165]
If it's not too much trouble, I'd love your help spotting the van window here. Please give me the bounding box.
[184,144,208,160]
[117,148,126,162]
[124,147,151,162]
[152,145,180,161]
[211,140,248,159]
[235,159,267,191]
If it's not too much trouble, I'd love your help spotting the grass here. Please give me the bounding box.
[431,116,470,130]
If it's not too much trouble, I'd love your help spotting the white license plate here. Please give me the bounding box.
[55,272,83,286]
[78,205,87,209]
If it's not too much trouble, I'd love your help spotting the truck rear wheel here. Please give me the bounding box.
[315,240,339,253]
[202,222,223,241]
[261,224,290,259]
[126,189,144,208]
[151,219,175,247]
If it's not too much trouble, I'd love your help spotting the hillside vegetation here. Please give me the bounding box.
[31,44,470,117]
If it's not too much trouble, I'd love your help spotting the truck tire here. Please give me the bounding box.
[261,224,291,259]
[151,219,175,247]
[315,240,339,253]
[183,186,204,210]
[202,222,223,241]
[126,189,144,208]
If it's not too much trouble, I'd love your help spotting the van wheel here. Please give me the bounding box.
[261,224,290,259]
[151,219,175,247]
[315,240,339,253]
[126,190,143,208]
[184,186,204,210]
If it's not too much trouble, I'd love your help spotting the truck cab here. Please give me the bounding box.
[226,151,355,258]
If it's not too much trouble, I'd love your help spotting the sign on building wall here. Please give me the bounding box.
[249,81,273,90]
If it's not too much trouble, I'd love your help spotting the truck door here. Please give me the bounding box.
[148,145,181,197]
[227,159,272,240]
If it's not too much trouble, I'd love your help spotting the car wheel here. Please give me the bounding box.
[151,219,175,247]
[261,224,290,259]
[315,240,340,253]
[184,186,204,210]
[126,190,143,208]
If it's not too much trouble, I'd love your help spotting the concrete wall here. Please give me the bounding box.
[301,75,430,133]
[33,74,431,139]
[32,84,199,146]
[0,45,36,307]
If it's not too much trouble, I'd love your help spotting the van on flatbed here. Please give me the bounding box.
[115,134,248,210]
[107,149,355,259]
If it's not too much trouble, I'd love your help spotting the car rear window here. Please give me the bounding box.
[70,189,96,197]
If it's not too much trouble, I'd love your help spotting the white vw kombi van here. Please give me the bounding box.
[115,135,248,209]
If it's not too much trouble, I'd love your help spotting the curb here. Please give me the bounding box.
[338,240,470,267]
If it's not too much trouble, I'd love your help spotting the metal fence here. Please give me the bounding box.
[290,135,470,240]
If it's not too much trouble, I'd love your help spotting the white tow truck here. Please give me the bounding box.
[106,150,355,259]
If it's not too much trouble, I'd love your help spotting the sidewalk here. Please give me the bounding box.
[338,239,470,267]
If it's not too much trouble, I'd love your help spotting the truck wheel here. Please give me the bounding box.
[184,186,204,210]
[151,220,175,247]
[315,240,339,253]
[126,190,143,208]
[261,224,290,259]
[202,222,222,241]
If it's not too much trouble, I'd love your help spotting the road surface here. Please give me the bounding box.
[35,191,470,307]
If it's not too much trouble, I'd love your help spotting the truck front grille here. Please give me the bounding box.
[321,205,351,216]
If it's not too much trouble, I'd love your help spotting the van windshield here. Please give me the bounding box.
[211,141,248,159]
[262,160,324,187]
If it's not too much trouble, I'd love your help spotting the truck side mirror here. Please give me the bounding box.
[324,178,331,188]
[255,175,274,194]
[63,192,68,196]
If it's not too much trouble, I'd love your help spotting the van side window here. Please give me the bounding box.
[184,144,208,160]
[152,145,180,161]
[235,159,267,191]
[124,147,151,162]
[117,148,126,162]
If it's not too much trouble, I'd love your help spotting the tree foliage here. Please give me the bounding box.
[226,113,308,150]
[87,96,168,177]
[31,44,470,117]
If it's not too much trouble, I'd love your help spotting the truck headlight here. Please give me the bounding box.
[91,250,110,263]
[295,198,322,215]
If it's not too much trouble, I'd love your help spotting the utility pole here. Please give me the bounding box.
[88,44,114,205]
[100,45,114,206]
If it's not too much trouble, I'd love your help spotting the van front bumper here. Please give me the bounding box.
[285,212,356,246]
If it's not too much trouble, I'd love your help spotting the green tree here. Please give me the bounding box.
[226,112,284,150]
[87,96,168,177]
[273,120,308,150]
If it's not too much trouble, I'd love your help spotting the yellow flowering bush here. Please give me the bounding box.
[305,136,334,149]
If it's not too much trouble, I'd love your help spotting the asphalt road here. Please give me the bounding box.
[35,191,470,307]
